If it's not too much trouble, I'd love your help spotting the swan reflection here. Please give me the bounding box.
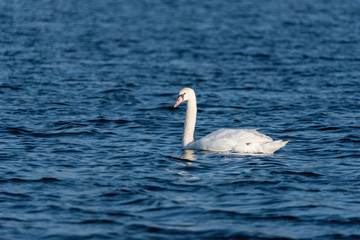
[182,150,196,161]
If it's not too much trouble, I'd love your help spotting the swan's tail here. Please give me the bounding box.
[262,140,289,154]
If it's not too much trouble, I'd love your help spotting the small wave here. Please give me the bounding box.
[216,180,281,187]
[0,84,23,90]
[3,126,102,138]
[80,219,118,224]
[335,154,360,159]
[125,223,192,235]
[107,211,136,217]
[41,233,114,240]
[271,171,323,178]
[0,217,25,222]
[52,121,88,130]
[88,118,131,124]
[0,177,60,183]
[317,126,341,131]
[317,234,360,239]
[0,191,31,199]
[340,135,360,143]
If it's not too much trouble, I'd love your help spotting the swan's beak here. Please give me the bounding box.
[173,95,183,108]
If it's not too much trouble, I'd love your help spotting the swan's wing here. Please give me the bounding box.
[188,129,273,151]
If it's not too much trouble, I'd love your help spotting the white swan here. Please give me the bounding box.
[173,87,288,154]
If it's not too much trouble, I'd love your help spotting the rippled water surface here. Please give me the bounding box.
[1,0,360,239]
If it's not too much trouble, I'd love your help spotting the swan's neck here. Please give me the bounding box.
[183,98,197,147]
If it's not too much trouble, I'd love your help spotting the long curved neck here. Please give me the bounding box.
[183,97,197,147]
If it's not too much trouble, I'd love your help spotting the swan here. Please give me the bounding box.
[173,87,288,154]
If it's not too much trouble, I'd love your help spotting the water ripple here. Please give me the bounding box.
[0,0,360,239]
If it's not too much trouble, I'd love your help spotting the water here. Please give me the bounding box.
[0,0,360,239]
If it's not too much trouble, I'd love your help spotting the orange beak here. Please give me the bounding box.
[173,95,184,108]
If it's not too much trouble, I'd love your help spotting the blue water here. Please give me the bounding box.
[1,0,360,239]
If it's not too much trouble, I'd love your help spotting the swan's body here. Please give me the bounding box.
[173,88,288,154]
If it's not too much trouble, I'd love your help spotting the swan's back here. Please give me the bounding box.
[186,128,288,154]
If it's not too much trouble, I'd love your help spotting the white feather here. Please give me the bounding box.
[174,88,288,154]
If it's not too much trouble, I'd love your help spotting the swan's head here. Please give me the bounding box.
[173,87,195,108]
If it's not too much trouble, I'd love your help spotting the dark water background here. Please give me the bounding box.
[1,0,360,239]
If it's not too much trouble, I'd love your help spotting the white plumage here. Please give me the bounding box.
[173,88,288,154]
